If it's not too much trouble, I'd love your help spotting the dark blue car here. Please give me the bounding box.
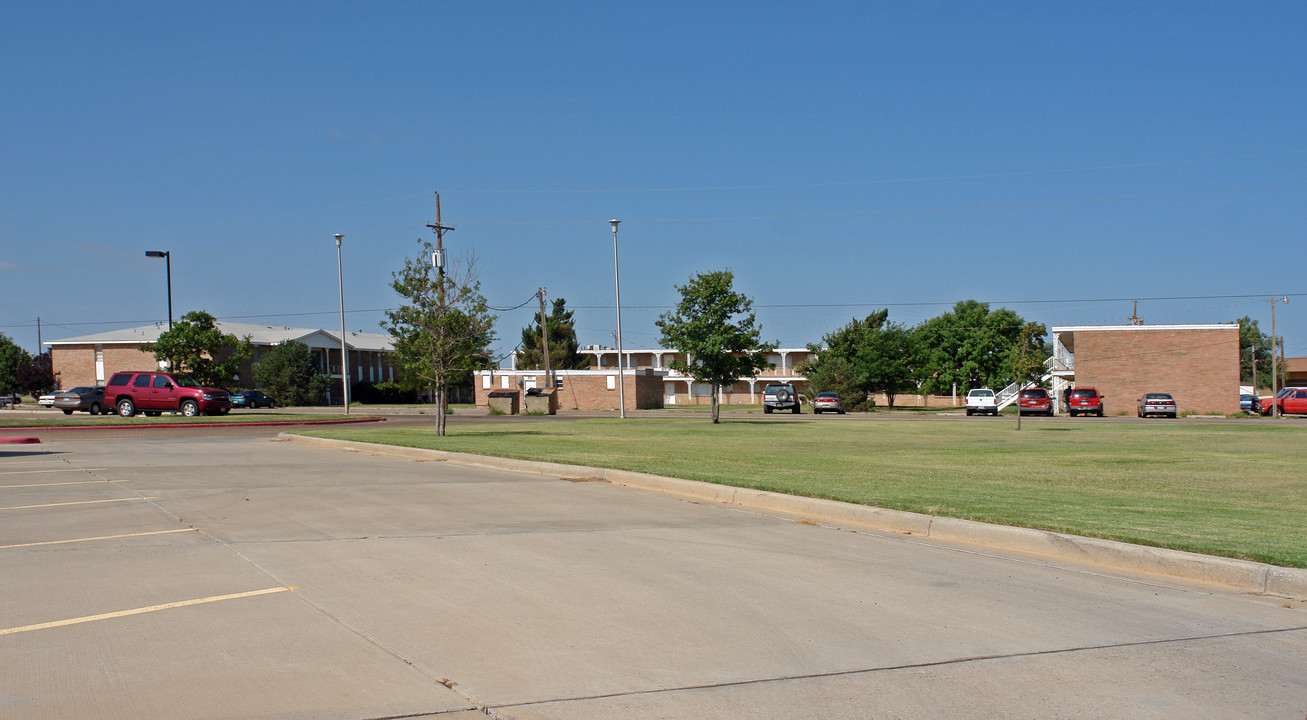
[231,390,275,409]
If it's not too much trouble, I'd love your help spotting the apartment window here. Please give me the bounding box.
[482,374,492,389]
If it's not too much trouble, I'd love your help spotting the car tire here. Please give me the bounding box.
[839,409,846,414]
[89,403,100,416]
[62,409,73,415]
[764,406,772,414]
[814,409,821,415]
[117,398,135,417]
[181,400,199,417]
[966,409,973,416]
[1097,410,1104,417]
[792,405,800,414]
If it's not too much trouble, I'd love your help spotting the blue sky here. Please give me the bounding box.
[2,1,1304,363]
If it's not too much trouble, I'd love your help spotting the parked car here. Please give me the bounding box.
[104,371,232,417]
[52,386,108,415]
[1067,387,1105,417]
[1240,393,1259,413]
[763,383,801,414]
[1136,392,1177,418]
[38,391,58,407]
[965,388,999,416]
[1261,387,1307,416]
[1017,387,1052,416]
[231,390,275,409]
[812,392,845,414]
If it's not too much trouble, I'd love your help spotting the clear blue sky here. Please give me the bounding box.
[3,1,1304,364]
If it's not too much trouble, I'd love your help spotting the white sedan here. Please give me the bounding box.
[38,392,58,408]
[965,388,999,416]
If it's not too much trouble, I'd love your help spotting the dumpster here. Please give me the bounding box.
[523,387,557,415]
[487,390,519,415]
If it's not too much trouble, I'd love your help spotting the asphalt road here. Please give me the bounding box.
[2,432,1305,719]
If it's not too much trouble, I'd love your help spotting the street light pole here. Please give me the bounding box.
[335,234,350,415]
[144,251,172,330]
[610,219,626,419]
[1271,295,1288,418]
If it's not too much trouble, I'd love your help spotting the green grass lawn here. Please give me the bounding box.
[295,417,1307,568]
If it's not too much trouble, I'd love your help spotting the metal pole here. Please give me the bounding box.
[335,234,350,415]
[1271,296,1280,418]
[610,219,625,419]
[164,252,172,330]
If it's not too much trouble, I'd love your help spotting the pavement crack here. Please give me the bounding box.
[490,624,1307,711]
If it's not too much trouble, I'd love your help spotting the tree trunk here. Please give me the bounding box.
[711,383,720,423]
[434,380,446,436]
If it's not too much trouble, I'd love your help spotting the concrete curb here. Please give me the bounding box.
[280,433,1307,601]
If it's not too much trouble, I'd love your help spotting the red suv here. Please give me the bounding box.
[1017,387,1052,416]
[1067,387,1105,417]
[105,371,232,417]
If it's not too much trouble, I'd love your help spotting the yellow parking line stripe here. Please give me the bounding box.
[0,479,122,489]
[0,587,293,636]
[0,528,195,550]
[0,468,106,476]
[0,497,157,511]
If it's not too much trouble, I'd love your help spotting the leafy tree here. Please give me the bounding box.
[1235,316,1282,388]
[0,334,32,395]
[252,341,329,406]
[1008,321,1051,386]
[912,300,1042,396]
[656,269,774,423]
[382,240,497,436]
[17,351,53,394]
[517,297,589,370]
[142,310,252,387]
[799,310,916,410]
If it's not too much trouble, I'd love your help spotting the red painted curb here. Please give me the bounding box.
[0,417,385,433]
[0,436,41,444]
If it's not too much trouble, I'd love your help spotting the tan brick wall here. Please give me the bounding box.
[1074,328,1239,415]
[475,370,663,411]
[52,345,160,390]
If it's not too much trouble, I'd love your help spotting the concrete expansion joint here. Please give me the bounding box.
[279,433,1307,601]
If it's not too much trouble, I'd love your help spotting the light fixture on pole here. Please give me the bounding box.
[610,219,626,419]
[1271,295,1288,418]
[144,251,173,330]
[334,234,350,415]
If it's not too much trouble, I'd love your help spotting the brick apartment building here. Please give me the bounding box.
[1048,324,1240,415]
[472,368,665,412]
[46,322,397,405]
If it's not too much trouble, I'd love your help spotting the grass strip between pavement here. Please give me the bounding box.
[294,417,1307,569]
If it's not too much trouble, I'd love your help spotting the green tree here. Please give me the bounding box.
[252,341,329,406]
[382,240,497,436]
[142,311,252,387]
[16,352,54,394]
[912,300,1041,396]
[1008,321,1051,386]
[1235,316,1282,388]
[799,310,916,410]
[656,269,774,423]
[0,334,32,395]
[517,297,589,370]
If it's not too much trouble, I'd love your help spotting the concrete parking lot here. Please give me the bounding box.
[3,431,1305,719]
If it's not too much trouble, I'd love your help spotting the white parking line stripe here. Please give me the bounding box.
[0,528,195,550]
[0,497,157,511]
[0,469,106,476]
[0,479,121,489]
[0,587,293,636]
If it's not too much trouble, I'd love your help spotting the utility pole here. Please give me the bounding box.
[426,192,455,308]
[36,317,41,356]
[538,287,552,392]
